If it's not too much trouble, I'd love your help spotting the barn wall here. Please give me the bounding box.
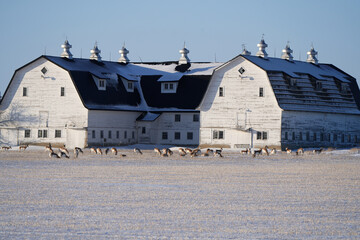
[281,111,360,149]
[137,112,200,146]
[0,58,88,146]
[87,110,140,146]
[200,57,282,148]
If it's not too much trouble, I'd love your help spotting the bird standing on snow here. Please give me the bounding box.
[134,148,143,155]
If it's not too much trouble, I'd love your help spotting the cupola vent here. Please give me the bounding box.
[118,43,130,64]
[281,42,293,61]
[307,46,318,64]
[256,36,268,58]
[90,42,102,62]
[61,40,73,59]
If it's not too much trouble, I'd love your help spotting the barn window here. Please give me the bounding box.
[238,67,245,75]
[175,114,181,122]
[23,87,27,97]
[257,132,262,140]
[99,80,105,88]
[128,82,134,90]
[348,135,351,142]
[142,127,146,134]
[124,131,127,139]
[161,82,177,93]
[175,132,181,140]
[306,132,310,141]
[41,67,48,75]
[290,78,297,87]
[333,133,337,142]
[100,130,104,139]
[116,131,119,139]
[313,132,317,141]
[355,135,358,143]
[108,131,112,139]
[259,87,264,97]
[284,132,288,140]
[193,114,199,122]
[292,132,295,141]
[341,134,344,143]
[219,87,224,97]
[60,87,65,96]
[38,130,47,138]
[299,132,303,141]
[262,132,268,140]
[213,130,224,139]
[316,81,322,90]
[24,129,31,138]
[320,133,324,141]
[55,130,61,138]
[341,83,350,93]
[92,130,96,139]
[187,132,193,140]
[162,132,168,140]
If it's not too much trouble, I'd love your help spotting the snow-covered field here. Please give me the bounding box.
[0,146,359,239]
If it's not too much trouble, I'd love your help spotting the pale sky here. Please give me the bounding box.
[0,0,359,94]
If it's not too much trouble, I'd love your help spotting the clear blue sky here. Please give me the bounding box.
[0,0,359,94]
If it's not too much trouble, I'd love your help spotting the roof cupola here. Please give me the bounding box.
[61,39,73,59]
[241,44,251,55]
[281,42,293,61]
[90,42,102,62]
[256,36,268,58]
[118,43,130,64]
[178,43,190,65]
[307,46,318,64]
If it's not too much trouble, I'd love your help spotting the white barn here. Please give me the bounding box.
[0,41,220,148]
[199,39,360,150]
[1,39,360,150]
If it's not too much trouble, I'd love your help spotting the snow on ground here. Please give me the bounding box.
[0,146,359,239]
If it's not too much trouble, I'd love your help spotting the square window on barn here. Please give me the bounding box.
[262,131,268,140]
[175,132,181,140]
[187,132,193,140]
[175,114,181,122]
[219,131,224,139]
[55,130,61,138]
[23,87,27,97]
[219,87,224,97]
[38,130,47,138]
[257,131,262,140]
[193,114,199,122]
[213,130,218,139]
[162,132,168,140]
[41,67,48,75]
[259,87,264,97]
[60,87,65,96]
[24,129,31,138]
[238,67,245,75]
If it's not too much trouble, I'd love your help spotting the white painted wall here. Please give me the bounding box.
[0,57,88,146]
[199,56,283,148]
[87,110,140,146]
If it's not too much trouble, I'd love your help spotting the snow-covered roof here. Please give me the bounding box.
[241,55,360,114]
[44,56,219,113]
[242,55,353,83]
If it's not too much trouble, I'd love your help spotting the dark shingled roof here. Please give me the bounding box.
[141,75,211,109]
[68,71,141,109]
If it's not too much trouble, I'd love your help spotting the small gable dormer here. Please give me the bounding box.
[91,74,107,91]
[119,76,135,92]
[161,82,178,93]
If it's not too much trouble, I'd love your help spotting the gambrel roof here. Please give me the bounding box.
[241,55,360,114]
[0,55,221,112]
